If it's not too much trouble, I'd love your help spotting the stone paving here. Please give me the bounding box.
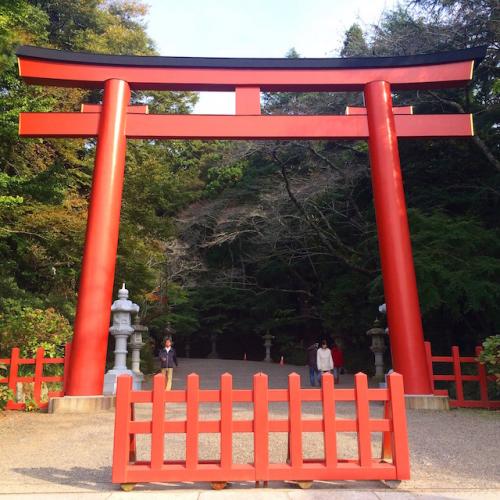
[0,358,499,498]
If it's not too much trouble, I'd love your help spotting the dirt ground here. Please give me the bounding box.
[0,358,499,495]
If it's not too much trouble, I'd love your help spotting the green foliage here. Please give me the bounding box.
[0,384,14,410]
[205,163,245,196]
[0,0,203,342]
[0,304,72,357]
[478,335,500,383]
[410,210,500,322]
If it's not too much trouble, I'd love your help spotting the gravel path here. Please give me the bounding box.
[0,358,499,495]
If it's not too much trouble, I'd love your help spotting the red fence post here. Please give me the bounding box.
[112,375,132,484]
[354,373,372,467]
[387,373,410,479]
[33,347,44,406]
[253,373,269,482]
[150,373,166,471]
[451,346,464,405]
[381,401,393,463]
[475,346,489,408]
[6,348,20,410]
[220,373,233,473]
[321,372,337,468]
[63,342,72,393]
[186,374,200,471]
[288,373,303,471]
[424,341,435,393]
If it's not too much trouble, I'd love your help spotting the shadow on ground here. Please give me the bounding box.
[12,466,391,492]
[12,466,112,491]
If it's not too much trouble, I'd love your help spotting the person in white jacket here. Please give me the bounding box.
[317,339,334,381]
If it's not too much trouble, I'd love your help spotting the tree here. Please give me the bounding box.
[341,24,369,57]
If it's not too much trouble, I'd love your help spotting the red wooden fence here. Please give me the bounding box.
[112,371,410,488]
[424,341,500,409]
[0,343,71,410]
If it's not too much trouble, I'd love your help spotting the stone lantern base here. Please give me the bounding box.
[103,368,142,395]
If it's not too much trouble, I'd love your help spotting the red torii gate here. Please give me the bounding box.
[16,45,485,397]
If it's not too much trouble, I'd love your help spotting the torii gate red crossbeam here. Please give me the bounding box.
[16,45,486,397]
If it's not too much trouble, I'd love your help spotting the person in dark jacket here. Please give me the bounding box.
[306,342,319,386]
[159,337,178,390]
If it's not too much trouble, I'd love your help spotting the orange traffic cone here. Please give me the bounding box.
[279,356,284,366]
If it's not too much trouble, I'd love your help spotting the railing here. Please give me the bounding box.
[0,343,71,410]
[112,371,410,488]
[424,341,500,409]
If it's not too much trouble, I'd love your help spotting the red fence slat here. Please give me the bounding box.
[220,373,233,472]
[253,373,270,482]
[321,373,337,468]
[355,373,372,467]
[150,373,166,470]
[451,346,464,405]
[387,373,410,478]
[288,373,303,470]
[33,347,44,404]
[186,374,200,471]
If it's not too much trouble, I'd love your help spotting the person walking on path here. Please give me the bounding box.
[306,342,320,386]
[159,337,178,390]
[317,339,333,382]
[331,341,345,384]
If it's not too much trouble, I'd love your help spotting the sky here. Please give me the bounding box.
[145,0,400,114]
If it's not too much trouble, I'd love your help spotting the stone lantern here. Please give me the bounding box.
[263,331,274,362]
[207,332,219,359]
[366,318,388,382]
[130,315,148,383]
[103,284,141,395]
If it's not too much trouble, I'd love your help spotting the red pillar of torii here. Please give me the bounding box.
[16,45,485,396]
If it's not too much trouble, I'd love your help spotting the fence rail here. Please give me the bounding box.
[112,371,410,488]
[424,341,499,409]
[0,343,71,410]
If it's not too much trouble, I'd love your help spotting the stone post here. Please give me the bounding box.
[103,283,140,395]
[130,315,147,384]
[263,331,274,362]
[366,319,388,382]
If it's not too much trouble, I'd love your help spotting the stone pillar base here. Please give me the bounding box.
[48,395,116,413]
[103,368,142,395]
[405,394,450,410]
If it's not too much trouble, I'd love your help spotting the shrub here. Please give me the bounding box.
[478,335,500,384]
[0,305,72,358]
[0,385,14,411]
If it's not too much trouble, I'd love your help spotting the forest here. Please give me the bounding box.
[0,0,498,372]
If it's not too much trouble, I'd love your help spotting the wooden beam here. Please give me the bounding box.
[19,112,474,139]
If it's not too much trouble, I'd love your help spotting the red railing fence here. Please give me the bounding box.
[0,343,71,410]
[424,341,499,409]
[112,371,410,489]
